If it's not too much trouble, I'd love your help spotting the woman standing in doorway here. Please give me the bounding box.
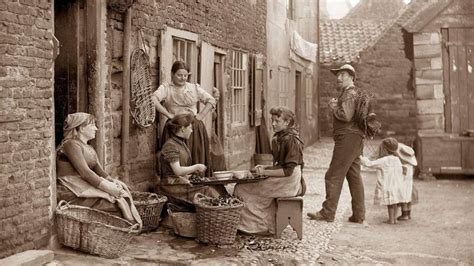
[152,61,216,176]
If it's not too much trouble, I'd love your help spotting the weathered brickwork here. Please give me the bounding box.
[103,0,266,180]
[0,0,54,258]
[319,25,417,144]
[0,0,266,258]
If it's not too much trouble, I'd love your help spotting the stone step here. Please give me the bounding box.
[0,250,54,266]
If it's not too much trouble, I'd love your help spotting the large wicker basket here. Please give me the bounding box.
[131,191,167,232]
[56,201,140,258]
[193,194,244,245]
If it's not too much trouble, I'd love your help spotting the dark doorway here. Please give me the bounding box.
[54,0,88,146]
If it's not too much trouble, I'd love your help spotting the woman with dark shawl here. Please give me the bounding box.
[234,106,305,235]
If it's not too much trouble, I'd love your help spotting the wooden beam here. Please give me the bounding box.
[122,8,132,183]
[86,0,106,165]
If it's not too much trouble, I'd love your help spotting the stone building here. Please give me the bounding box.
[265,0,319,146]
[403,0,474,177]
[0,0,269,258]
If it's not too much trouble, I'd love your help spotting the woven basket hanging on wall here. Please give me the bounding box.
[130,48,155,128]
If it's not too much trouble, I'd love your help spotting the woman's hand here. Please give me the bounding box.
[195,113,204,121]
[98,180,124,198]
[253,165,266,176]
[177,176,191,184]
[193,164,207,173]
[328,98,338,109]
[104,194,116,203]
[359,155,370,166]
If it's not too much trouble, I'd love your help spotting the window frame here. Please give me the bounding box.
[230,50,249,125]
[305,74,313,119]
[278,66,291,107]
[172,37,198,83]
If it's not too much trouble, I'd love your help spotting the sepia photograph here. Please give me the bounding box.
[0,0,473,265]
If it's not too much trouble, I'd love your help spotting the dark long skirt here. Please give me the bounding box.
[160,118,213,176]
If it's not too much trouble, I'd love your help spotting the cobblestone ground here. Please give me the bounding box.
[51,138,379,265]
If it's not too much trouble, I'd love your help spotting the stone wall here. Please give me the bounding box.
[0,0,55,258]
[411,0,474,134]
[412,31,444,133]
[319,24,417,145]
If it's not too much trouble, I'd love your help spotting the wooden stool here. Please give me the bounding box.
[275,196,303,239]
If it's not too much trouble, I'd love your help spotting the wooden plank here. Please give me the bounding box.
[449,28,461,133]
[422,137,462,167]
[458,30,469,132]
[442,29,452,132]
[467,28,474,131]
[462,140,474,170]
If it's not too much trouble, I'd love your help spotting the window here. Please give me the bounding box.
[287,0,295,20]
[305,74,313,119]
[278,67,290,107]
[172,37,197,82]
[231,51,248,123]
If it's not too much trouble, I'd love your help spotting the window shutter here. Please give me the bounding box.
[249,54,263,126]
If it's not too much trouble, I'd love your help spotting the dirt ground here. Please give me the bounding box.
[317,174,474,265]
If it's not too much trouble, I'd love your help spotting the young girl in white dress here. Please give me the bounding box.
[360,138,414,224]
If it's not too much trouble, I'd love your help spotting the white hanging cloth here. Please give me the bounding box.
[290,31,317,63]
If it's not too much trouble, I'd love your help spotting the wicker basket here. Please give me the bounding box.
[56,201,140,258]
[131,191,167,232]
[193,194,244,245]
[130,48,156,128]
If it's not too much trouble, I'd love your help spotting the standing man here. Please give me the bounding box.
[307,64,366,224]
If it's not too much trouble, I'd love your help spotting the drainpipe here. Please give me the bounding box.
[122,8,132,184]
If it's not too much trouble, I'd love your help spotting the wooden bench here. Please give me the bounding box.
[275,196,303,240]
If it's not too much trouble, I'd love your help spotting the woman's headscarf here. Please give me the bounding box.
[57,112,94,151]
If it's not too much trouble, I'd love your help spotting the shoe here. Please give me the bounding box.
[307,211,334,222]
[348,216,364,224]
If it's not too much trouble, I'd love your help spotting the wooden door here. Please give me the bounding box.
[443,27,474,134]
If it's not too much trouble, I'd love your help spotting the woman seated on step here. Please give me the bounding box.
[157,113,223,210]
[56,112,142,225]
[234,106,305,236]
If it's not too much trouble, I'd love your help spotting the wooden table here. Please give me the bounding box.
[190,176,268,186]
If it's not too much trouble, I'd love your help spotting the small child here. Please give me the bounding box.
[360,138,414,224]
[396,143,418,221]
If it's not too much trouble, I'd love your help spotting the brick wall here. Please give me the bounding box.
[158,0,266,53]
[156,0,266,170]
[0,0,54,258]
[319,24,417,145]
[102,0,267,187]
